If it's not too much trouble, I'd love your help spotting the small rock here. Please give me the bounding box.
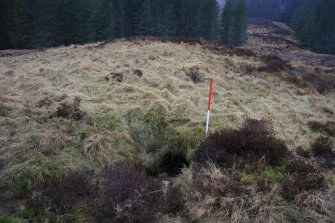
[134,69,143,77]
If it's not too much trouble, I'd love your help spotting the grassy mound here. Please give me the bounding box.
[0,38,334,222]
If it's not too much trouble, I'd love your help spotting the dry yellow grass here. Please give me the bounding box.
[0,37,334,221]
[1,40,333,151]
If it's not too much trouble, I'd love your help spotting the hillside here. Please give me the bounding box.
[0,21,334,222]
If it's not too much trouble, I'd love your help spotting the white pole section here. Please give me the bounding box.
[206,78,213,135]
[205,110,211,135]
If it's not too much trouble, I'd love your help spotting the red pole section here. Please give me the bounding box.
[208,78,213,110]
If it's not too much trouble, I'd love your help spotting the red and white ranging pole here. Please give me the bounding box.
[206,78,213,135]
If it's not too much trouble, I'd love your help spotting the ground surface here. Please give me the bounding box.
[0,19,334,222]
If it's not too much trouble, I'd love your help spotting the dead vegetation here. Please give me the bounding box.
[308,120,335,136]
[294,147,311,158]
[26,162,184,223]
[280,174,325,200]
[194,119,289,167]
[311,136,335,168]
[291,68,335,93]
[92,162,184,223]
[54,96,85,121]
[0,102,12,117]
[184,65,204,83]
[258,55,289,72]
[28,170,94,215]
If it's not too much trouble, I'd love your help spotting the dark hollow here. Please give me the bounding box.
[158,152,189,177]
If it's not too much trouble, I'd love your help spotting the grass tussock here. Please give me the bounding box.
[184,65,204,84]
[28,170,94,215]
[178,162,332,223]
[280,174,325,200]
[24,162,184,223]
[83,131,136,165]
[311,136,335,168]
[0,154,64,199]
[294,147,312,158]
[308,119,335,136]
[54,96,85,121]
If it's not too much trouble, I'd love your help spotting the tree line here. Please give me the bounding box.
[246,0,335,54]
[0,0,248,50]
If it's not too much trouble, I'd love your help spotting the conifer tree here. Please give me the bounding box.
[138,0,153,36]
[0,0,14,49]
[56,0,79,45]
[232,0,247,45]
[220,0,233,44]
[160,1,177,37]
[32,0,59,48]
[13,0,34,48]
[100,0,118,40]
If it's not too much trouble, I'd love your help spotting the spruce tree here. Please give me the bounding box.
[56,0,79,45]
[0,0,14,49]
[160,1,177,37]
[220,0,233,44]
[31,0,59,48]
[100,0,118,40]
[138,0,153,36]
[13,0,34,48]
[200,0,220,40]
[232,0,247,46]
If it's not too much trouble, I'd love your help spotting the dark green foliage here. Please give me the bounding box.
[12,0,34,48]
[137,0,153,36]
[220,0,233,44]
[31,0,59,48]
[220,0,247,46]
[0,0,15,49]
[231,0,247,45]
[0,216,21,223]
[1,0,220,49]
[194,119,289,166]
